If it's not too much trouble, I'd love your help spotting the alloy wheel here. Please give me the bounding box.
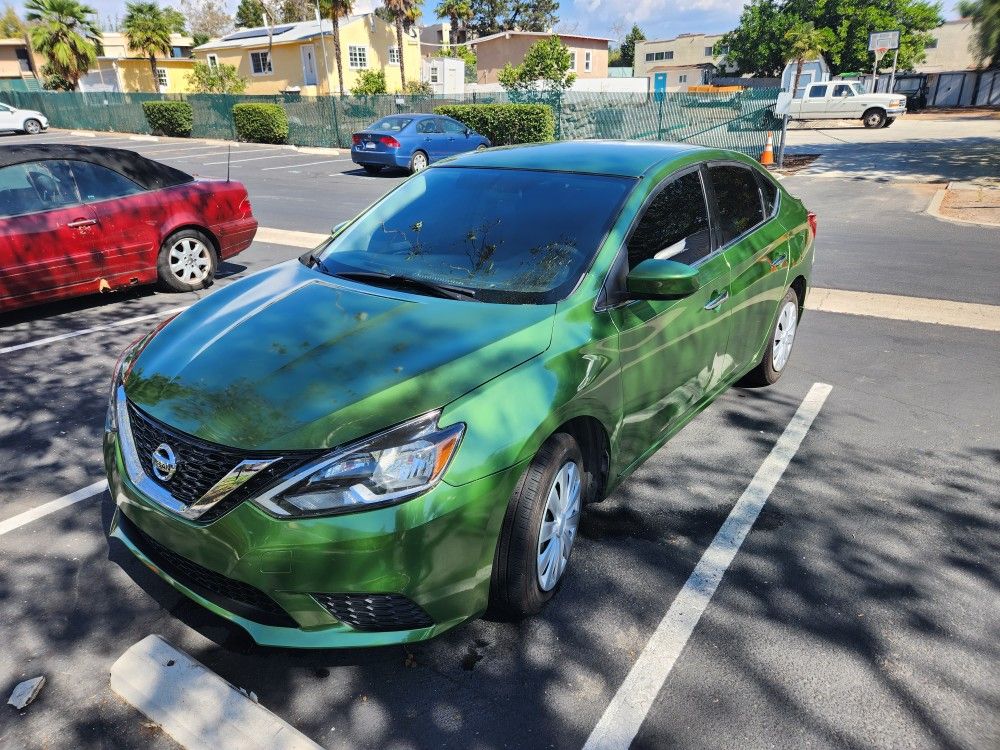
[772,300,798,371]
[25,120,40,135]
[168,237,211,284]
[536,461,581,592]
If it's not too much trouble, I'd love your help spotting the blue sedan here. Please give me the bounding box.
[351,114,491,175]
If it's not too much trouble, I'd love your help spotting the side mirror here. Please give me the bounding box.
[331,221,349,235]
[625,259,699,300]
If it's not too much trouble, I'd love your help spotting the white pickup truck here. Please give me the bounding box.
[787,80,907,128]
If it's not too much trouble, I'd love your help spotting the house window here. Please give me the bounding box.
[645,52,654,62]
[569,51,576,70]
[207,54,218,69]
[430,65,439,83]
[388,46,400,65]
[654,51,664,60]
[249,50,272,75]
[718,44,729,55]
[705,46,713,56]
[156,68,168,87]
[926,38,938,49]
[171,46,184,58]
[665,50,674,60]
[584,51,592,72]
[349,45,368,69]
[678,74,687,83]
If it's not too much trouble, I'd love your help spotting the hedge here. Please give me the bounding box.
[232,103,288,144]
[434,103,555,146]
[142,101,193,138]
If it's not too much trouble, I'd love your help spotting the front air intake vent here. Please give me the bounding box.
[313,593,434,632]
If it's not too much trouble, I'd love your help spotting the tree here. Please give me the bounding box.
[122,2,173,93]
[319,0,352,93]
[959,0,1000,68]
[187,60,246,91]
[351,68,386,94]
[383,0,415,90]
[618,23,644,67]
[720,0,942,77]
[467,0,559,37]
[179,0,232,41]
[784,20,834,96]
[1,4,26,37]
[164,7,186,32]
[498,34,575,99]
[25,0,102,90]
[234,0,264,27]
[435,0,472,45]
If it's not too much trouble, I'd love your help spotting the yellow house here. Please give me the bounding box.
[78,33,197,94]
[193,16,421,95]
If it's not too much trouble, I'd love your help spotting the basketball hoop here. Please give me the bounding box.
[875,47,888,62]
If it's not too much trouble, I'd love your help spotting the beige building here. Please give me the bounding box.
[916,19,979,72]
[469,31,610,84]
[0,38,41,90]
[77,32,197,93]
[634,32,731,87]
[194,16,421,95]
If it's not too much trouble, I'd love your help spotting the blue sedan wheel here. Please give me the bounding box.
[410,151,428,174]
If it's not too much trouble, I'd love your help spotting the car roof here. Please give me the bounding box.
[0,144,192,190]
[442,140,710,178]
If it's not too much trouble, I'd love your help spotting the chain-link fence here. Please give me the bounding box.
[0,89,782,157]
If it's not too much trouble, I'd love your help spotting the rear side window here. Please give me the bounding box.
[709,165,765,244]
[0,160,80,218]
[440,118,466,134]
[416,118,441,134]
[808,84,827,97]
[628,170,713,267]
[756,172,779,217]
[370,117,412,131]
[70,161,143,202]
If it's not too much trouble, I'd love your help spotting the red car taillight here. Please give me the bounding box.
[807,211,817,237]
[379,135,401,149]
[351,134,362,145]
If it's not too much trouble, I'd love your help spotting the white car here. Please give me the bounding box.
[0,101,49,135]
[787,81,907,128]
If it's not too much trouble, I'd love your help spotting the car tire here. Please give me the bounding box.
[362,164,382,175]
[883,117,896,128]
[156,228,217,292]
[862,108,886,128]
[409,150,428,174]
[23,119,41,135]
[489,433,584,619]
[738,287,800,388]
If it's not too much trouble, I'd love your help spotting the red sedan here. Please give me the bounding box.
[0,144,258,313]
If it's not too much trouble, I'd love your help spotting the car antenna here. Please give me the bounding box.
[226,145,231,183]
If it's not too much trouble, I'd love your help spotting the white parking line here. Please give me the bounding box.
[0,306,187,355]
[112,635,322,750]
[582,382,832,750]
[203,152,298,165]
[261,158,349,171]
[0,480,107,537]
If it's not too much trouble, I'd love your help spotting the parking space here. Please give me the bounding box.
[1,123,998,749]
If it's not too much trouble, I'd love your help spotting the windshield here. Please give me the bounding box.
[370,117,413,132]
[850,82,864,95]
[316,167,634,304]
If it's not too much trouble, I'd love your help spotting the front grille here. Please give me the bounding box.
[117,511,298,628]
[313,593,434,632]
[127,402,247,506]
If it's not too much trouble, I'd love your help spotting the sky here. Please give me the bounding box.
[74,0,963,45]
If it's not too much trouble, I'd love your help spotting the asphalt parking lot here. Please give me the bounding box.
[1,121,998,750]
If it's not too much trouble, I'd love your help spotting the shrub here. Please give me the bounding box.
[434,103,555,145]
[187,61,247,94]
[232,103,288,144]
[142,101,193,137]
[403,80,432,96]
[351,69,387,96]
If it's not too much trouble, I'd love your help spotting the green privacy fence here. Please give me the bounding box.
[0,88,782,157]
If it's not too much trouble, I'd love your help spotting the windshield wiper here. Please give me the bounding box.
[331,270,480,302]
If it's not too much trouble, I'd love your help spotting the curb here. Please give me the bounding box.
[926,188,1000,228]
[58,128,340,155]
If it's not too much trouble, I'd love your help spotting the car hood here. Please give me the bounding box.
[125,261,555,450]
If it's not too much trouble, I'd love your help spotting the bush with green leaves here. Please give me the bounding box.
[142,100,193,137]
[434,103,555,145]
[187,61,247,94]
[351,69,387,96]
[403,80,432,96]
[232,102,288,144]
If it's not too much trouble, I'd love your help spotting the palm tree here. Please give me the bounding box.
[435,0,472,45]
[25,0,102,90]
[383,0,415,91]
[122,1,173,94]
[319,0,352,94]
[784,21,834,98]
[959,0,1000,68]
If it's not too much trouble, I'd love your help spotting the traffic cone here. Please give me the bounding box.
[759,132,774,166]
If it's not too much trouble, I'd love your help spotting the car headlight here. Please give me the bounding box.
[253,412,464,518]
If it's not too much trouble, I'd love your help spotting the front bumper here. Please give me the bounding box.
[104,429,520,648]
[886,106,907,116]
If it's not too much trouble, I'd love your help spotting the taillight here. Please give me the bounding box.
[807,211,817,237]
[351,134,362,145]
[239,196,253,218]
[379,135,401,149]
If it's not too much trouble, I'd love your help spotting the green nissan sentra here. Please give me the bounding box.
[104,141,815,648]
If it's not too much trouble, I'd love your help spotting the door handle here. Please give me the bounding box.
[704,291,729,311]
[67,218,97,228]
[770,254,788,269]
